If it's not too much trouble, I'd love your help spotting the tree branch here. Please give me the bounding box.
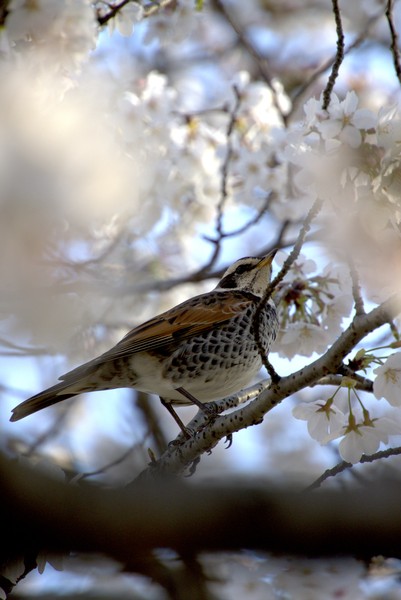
[142,295,400,477]
[307,446,401,491]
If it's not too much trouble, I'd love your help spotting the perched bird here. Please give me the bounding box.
[10,252,278,431]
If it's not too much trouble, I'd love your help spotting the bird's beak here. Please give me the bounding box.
[257,249,277,268]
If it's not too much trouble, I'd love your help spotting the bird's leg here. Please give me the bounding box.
[175,387,217,416]
[159,397,191,439]
[265,356,281,384]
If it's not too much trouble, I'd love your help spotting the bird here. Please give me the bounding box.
[10,251,278,432]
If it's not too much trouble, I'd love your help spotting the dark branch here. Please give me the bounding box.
[307,446,401,491]
[322,0,345,110]
[290,10,382,116]
[385,0,401,85]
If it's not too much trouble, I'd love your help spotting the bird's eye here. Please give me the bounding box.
[235,264,249,275]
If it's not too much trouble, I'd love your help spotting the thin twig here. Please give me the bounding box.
[212,0,288,126]
[23,406,73,456]
[215,86,242,238]
[136,391,170,455]
[97,0,133,25]
[97,0,175,26]
[310,373,373,393]
[73,441,145,481]
[347,253,365,316]
[0,337,50,356]
[194,86,242,277]
[290,10,382,116]
[385,0,401,85]
[252,198,323,377]
[205,192,274,241]
[322,0,345,110]
[306,446,401,491]
[264,200,323,303]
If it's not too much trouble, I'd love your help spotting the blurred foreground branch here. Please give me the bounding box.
[3,452,401,571]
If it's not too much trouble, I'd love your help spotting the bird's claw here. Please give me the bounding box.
[225,434,233,448]
[185,456,201,477]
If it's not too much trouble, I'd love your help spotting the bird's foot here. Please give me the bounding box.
[167,423,197,448]
[201,401,218,417]
[185,456,201,477]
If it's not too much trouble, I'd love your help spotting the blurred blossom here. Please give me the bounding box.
[274,557,364,600]
[373,353,401,407]
[271,194,313,221]
[235,74,290,133]
[0,65,144,351]
[143,0,204,45]
[282,89,401,302]
[103,2,144,37]
[6,0,97,70]
[276,322,329,358]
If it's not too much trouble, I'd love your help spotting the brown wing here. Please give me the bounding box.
[59,290,255,382]
[100,290,254,358]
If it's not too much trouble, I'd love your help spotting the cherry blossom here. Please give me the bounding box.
[104,2,144,36]
[7,0,97,69]
[276,322,330,359]
[338,414,399,464]
[317,91,376,148]
[373,352,401,407]
[292,399,346,442]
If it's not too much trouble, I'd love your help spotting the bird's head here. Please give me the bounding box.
[216,250,277,297]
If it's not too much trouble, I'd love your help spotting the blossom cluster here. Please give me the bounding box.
[273,253,353,358]
[6,0,97,70]
[293,351,401,463]
[285,92,401,298]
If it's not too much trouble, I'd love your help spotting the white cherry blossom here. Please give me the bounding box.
[318,91,376,148]
[276,322,330,359]
[292,400,346,442]
[339,425,380,463]
[373,352,401,406]
[336,409,401,463]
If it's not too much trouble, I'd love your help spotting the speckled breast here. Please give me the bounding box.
[152,301,278,400]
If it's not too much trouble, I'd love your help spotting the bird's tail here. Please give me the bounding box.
[10,382,80,422]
